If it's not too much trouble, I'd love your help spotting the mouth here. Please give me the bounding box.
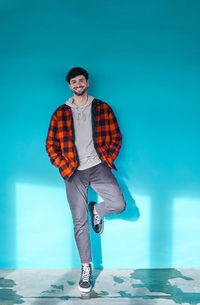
[72,86,87,96]
[75,87,84,91]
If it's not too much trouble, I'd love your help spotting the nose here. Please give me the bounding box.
[76,81,82,87]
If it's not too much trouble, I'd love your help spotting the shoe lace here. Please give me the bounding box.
[82,266,90,282]
[94,214,101,225]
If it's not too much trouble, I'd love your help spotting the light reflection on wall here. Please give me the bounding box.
[16,182,200,269]
[173,197,200,267]
[16,183,75,268]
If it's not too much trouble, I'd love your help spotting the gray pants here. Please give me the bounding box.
[65,162,126,264]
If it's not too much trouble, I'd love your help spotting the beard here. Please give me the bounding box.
[72,87,87,96]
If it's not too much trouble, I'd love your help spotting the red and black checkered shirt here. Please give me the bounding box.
[45,99,122,180]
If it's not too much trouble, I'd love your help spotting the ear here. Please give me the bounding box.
[87,80,89,87]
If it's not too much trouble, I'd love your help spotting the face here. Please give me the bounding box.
[69,75,89,96]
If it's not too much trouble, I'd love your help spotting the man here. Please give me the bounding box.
[45,67,126,293]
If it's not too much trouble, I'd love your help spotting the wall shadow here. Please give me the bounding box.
[88,188,103,269]
[105,173,140,222]
[88,171,140,269]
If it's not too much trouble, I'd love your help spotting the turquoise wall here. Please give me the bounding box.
[1,0,200,269]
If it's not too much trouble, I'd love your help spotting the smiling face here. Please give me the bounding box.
[69,75,89,96]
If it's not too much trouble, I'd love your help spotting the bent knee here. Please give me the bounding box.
[114,200,126,214]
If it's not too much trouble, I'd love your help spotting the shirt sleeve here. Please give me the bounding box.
[45,113,68,169]
[107,106,122,161]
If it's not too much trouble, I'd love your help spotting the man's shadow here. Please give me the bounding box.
[88,171,140,283]
[105,173,140,222]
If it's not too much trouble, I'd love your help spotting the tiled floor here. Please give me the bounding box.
[0,269,200,304]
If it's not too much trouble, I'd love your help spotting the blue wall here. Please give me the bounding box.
[1,0,200,269]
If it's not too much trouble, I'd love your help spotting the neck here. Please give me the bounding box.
[73,93,88,107]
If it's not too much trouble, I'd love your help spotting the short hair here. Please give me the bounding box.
[66,67,89,83]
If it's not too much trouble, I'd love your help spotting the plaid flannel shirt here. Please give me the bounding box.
[45,99,122,180]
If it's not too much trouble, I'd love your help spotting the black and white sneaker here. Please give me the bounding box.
[78,264,92,293]
[88,201,103,234]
